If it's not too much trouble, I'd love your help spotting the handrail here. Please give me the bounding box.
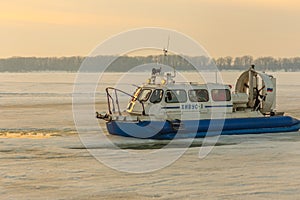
[105,87,146,116]
[106,91,114,114]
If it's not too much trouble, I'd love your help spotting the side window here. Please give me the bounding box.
[188,89,209,102]
[138,89,152,101]
[150,89,164,103]
[211,89,231,101]
[165,90,187,103]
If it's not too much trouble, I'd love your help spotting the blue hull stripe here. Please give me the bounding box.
[106,116,300,140]
[205,105,233,108]
[161,106,180,109]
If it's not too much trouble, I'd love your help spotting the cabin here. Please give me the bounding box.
[126,79,233,120]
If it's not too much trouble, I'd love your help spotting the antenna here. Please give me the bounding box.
[162,35,176,77]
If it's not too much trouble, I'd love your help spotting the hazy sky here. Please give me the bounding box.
[1,0,300,58]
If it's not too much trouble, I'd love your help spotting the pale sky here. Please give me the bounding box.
[1,0,300,58]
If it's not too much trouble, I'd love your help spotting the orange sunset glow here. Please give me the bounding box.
[1,0,300,57]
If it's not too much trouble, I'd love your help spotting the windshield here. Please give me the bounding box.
[138,89,152,101]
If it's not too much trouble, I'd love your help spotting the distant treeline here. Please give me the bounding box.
[0,55,299,72]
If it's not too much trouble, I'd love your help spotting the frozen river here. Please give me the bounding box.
[0,71,300,199]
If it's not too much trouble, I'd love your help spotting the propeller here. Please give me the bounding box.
[254,85,266,111]
[257,85,265,99]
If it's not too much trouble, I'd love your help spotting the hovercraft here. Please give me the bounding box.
[96,65,300,139]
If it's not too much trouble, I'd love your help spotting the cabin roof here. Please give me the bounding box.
[140,82,231,90]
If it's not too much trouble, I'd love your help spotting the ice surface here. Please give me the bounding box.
[0,72,300,199]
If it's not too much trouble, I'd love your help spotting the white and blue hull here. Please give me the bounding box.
[106,116,300,140]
